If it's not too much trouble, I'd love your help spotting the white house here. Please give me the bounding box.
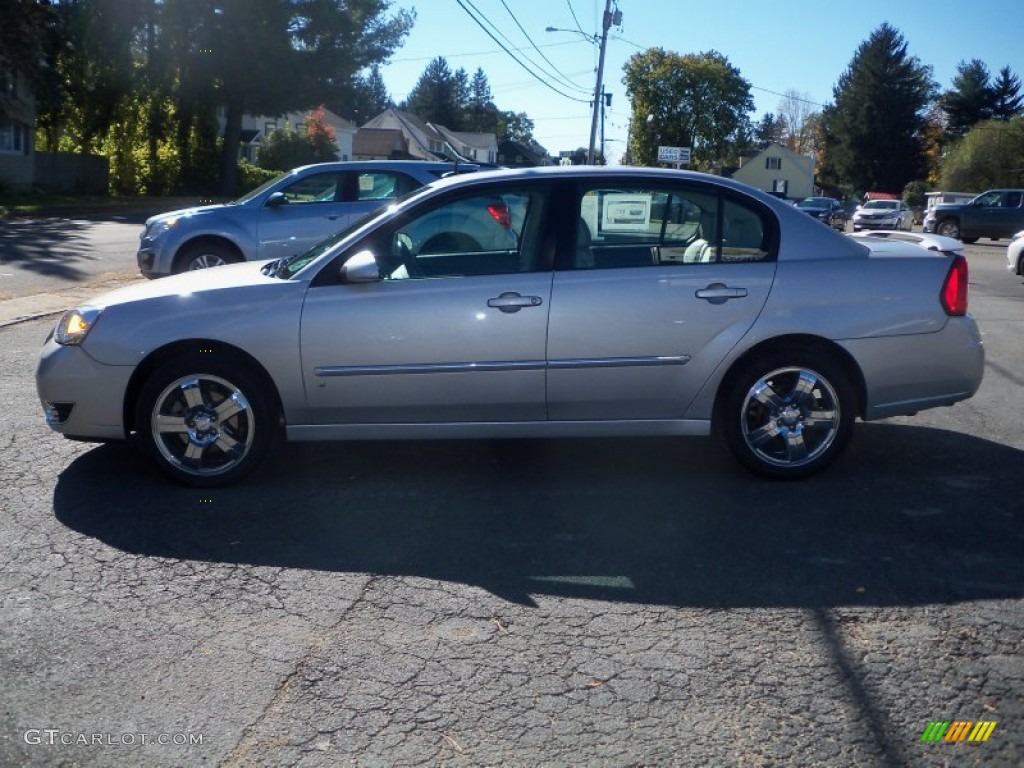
[731,143,814,200]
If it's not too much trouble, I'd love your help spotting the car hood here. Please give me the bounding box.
[144,203,232,226]
[798,206,829,214]
[78,260,281,311]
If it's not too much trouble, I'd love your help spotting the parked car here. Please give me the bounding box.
[39,167,984,487]
[923,189,1024,243]
[796,196,847,230]
[1008,230,1024,278]
[136,160,471,278]
[851,199,912,231]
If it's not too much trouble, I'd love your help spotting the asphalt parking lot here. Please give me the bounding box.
[0,238,1021,766]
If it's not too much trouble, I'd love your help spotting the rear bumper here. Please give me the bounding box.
[839,316,984,420]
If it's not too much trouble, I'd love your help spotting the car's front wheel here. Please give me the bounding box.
[175,241,240,273]
[719,350,856,479]
[135,354,278,486]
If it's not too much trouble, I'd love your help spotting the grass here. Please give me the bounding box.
[0,193,229,218]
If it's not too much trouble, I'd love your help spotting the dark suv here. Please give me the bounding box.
[923,189,1024,242]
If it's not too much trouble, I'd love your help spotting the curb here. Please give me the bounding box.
[0,271,144,329]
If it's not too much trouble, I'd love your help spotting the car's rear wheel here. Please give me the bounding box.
[135,354,278,487]
[936,219,960,239]
[175,241,240,273]
[719,350,855,479]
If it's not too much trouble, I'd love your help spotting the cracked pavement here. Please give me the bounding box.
[1,243,1022,766]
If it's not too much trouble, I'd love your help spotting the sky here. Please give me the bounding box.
[377,0,1024,164]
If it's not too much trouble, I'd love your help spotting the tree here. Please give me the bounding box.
[347,64,391,125]
[942,59,995,136]
[0,0,62,106]
[753,113,786,148]
[991,66,1024,120]
[257,108,340,172]
[403,57,466,129]
[939,117,1024,190]
[819,23,934,193]
[624,48,754,170]
[777,90,819,154]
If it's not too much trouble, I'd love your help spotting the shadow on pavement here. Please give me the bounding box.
[0,218,97,280]
[54,422,1023,608]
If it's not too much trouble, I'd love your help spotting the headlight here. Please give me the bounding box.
[54,308,102,346]
[146,216,180,238]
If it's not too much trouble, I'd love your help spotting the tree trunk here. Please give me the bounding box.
[219,98,243,197]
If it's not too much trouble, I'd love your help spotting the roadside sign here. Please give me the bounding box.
[657,146,691,165]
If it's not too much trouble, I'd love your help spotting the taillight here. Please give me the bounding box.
[941,254,968,316]
[486,202,511,229]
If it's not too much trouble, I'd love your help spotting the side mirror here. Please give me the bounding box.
[265,191,287,208]
[339,250,381,283]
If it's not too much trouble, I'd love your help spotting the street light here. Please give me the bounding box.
[546,1,621,165]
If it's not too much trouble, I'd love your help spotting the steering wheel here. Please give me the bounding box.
[392,234,423,278]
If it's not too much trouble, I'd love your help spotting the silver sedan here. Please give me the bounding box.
[37,167,985,486]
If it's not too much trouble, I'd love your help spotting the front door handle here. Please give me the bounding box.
[695,283,748,304]
[487,292,544,314]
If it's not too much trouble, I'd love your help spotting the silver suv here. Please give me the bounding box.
[136,161,465,278]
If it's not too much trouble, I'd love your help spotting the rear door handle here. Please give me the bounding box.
[695,283,748,304]
[487,292,544,314]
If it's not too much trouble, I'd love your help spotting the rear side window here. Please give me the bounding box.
[571,184,774,269]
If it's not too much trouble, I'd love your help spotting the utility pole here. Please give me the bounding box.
[587,1,619,164]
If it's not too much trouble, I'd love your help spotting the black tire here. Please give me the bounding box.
[135,353,279,487]
[936,219,960,239]
[719,349,856,479]
[174,241,240,273]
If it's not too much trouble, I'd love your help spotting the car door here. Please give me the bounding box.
[547,182,777,420]
[299,183,553,424]
[257,171,348,259]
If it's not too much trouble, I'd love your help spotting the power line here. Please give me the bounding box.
[454,0,591,103]
[498,0,592,95]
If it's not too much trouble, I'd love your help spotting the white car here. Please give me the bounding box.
[1008,230,1024,278]
[852,199,912,231]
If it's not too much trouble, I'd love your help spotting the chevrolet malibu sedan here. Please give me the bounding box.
[38,167,984,487]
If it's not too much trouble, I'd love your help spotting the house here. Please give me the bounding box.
[223,107,357,163]
[730,143,814,200]
[0,69,36,190]
[497,137,552,168]
[358,109,498,164]
[352,128,411,160]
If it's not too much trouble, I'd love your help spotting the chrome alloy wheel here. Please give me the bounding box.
[739,366,841,469]
[187,252,228,270]
[150,374,255,476]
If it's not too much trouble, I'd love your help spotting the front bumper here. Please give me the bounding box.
[36,337,134,442]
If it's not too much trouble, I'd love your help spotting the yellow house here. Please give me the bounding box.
[731,142,814,200]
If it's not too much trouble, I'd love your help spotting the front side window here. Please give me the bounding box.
[278,172,340,204]
[375,186,548,279]
[572,184,773,269]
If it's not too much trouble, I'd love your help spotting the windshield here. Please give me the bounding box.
[864,200,898,210]
[798,198,830,208]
